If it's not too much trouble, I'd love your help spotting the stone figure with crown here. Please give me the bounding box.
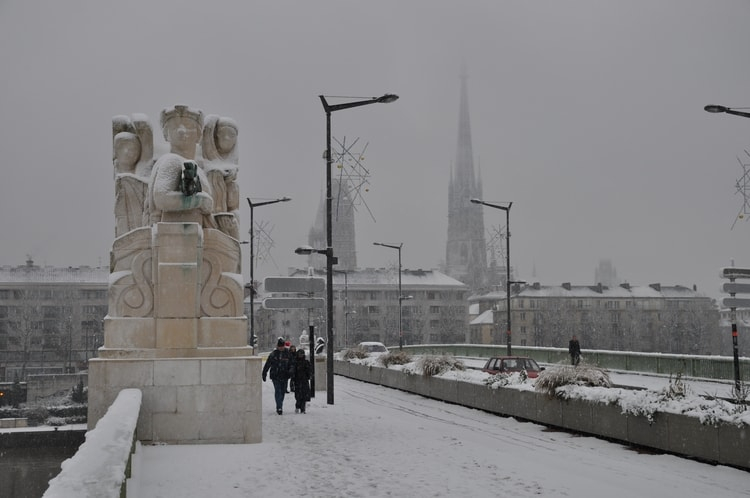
[91,105,260,445]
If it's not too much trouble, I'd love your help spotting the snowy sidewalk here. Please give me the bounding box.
[134,376,749,498]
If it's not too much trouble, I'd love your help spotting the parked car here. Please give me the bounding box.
[481,356,544,378]
[357,341,388,354]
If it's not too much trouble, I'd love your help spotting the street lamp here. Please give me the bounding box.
[704,105,750,395]
[373,242,405,349]
[704,105,750,119]
[471,198,514,355]
[320,93,399,404]
[246,196,291,353]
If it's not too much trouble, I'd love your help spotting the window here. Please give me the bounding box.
[80,289,107,299]
[429,306,440,314]
[429,320,440,329]
[367,306,380,314]
[0,290,10,300]
[43,306,60,319]
[0,306,7,318]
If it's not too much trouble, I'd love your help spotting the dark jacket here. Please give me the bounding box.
[262,348,292,381]
[569,339,581,356]
[291,356,312,403]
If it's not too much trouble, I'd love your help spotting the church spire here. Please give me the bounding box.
[445,67,487,291]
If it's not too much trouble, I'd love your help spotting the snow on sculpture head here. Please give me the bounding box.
[201,114,239,164]
[215,117,238,156]
[113,131,141,174]
[160,105,204,160]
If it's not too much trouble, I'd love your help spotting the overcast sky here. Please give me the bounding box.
[2,1,750,300]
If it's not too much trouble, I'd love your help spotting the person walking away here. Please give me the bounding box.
[291,348,312,414]
[569,335,581,366]
[288,345,297,393]
[262,338,293,414]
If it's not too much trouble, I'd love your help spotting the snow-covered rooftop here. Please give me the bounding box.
[288,267,468,288]
[0,262,109,284]
[469,283,711,301]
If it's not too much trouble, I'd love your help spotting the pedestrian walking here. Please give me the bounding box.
[288,345,297,393]
[291,348,312,414]
[262,338,293,414]
[569,335,581,366]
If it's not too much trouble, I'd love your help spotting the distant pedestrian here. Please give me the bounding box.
[569,335,581,366]
[262,338,293,414]
[291,348,312,414]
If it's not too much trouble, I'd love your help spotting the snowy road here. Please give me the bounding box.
[136,375,748,497]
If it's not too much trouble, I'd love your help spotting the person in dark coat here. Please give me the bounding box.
[291,348,312,414]
[569,335,581,366]
[287,345,297,393]
[262,338,293,414]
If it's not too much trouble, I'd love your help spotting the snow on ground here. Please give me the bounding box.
[135,373,749,498]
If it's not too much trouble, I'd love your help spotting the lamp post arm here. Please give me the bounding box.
[320,94,399,113]
[704,105,750,120]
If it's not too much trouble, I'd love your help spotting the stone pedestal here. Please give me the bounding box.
[88,222,260,444]
[88,356,261,444]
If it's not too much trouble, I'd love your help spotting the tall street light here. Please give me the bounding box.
[373,242,405,349]
[704,104,749,395]
[320,93,399,404]
[471,198,514,355]
[246,196,291,353]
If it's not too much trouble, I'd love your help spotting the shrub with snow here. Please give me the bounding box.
[535,364,612,397]
[341,347,369,360]
[380,350,412,367]
[418,354,465,377]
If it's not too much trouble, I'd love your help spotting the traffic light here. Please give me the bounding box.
[250,336,258,348]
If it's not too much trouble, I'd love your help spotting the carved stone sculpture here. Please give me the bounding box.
[108,104,244,321]
[112,114,154,238]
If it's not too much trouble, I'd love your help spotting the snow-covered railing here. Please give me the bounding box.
[398,344,750,381]
[43,388,142,498]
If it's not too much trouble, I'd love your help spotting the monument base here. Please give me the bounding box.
[87,355,262,444]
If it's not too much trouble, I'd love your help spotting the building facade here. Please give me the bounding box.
[470,282,721,355]
[258,267,470,350]
[0,259,108,381]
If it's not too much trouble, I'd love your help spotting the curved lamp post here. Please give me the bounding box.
[373,242,404,349]
[704,105,750,119]
[319,93,399,404]
[246,196,291,353]
[471,198,514,355]
[704,103,748,394]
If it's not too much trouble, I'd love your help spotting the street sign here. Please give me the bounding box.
[264,277,325,293]
[262,297,325,309]
[722,297,750,308]
[722,282,750,294]
[719,267,750,279]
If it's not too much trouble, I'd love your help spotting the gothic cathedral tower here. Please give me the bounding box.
[307,179,357,271]
[445,71,488,291]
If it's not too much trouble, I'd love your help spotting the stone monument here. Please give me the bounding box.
[88,105,261,444]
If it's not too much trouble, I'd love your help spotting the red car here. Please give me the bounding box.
[481,356,544,378]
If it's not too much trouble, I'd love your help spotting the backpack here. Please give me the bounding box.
[270,349,291,380]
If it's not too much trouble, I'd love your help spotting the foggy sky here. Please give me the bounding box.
[2,0,750,301]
